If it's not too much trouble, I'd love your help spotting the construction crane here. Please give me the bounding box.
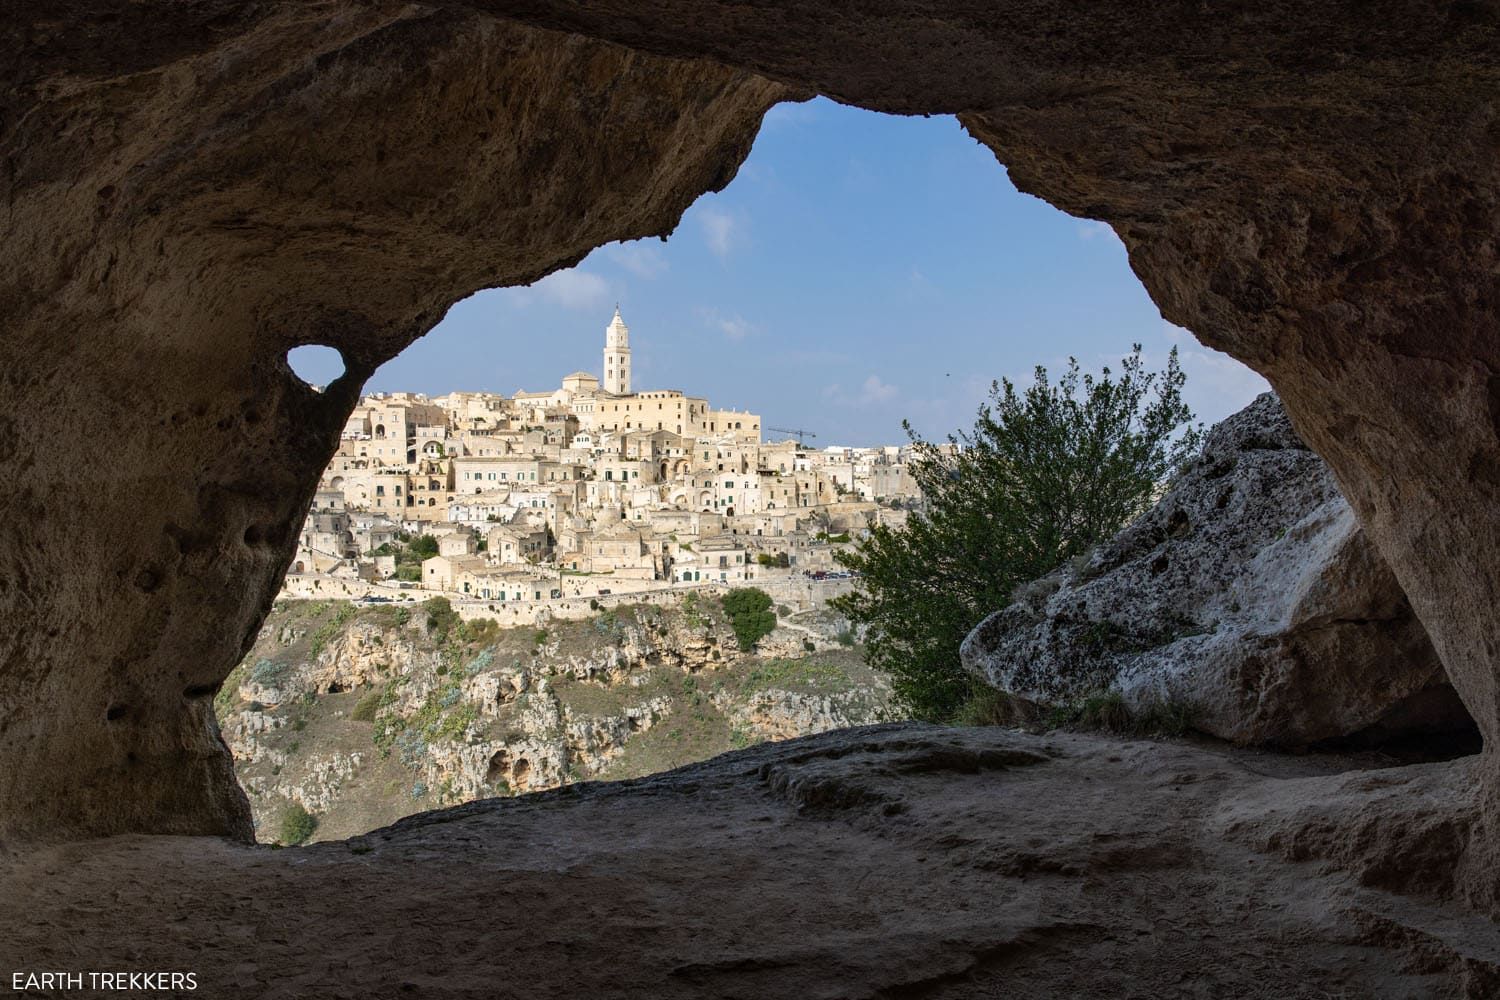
[768,427,817,447]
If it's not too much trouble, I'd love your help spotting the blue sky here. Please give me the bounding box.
[292,98,1267,446]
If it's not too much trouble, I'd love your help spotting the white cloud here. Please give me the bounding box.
[824,374,900,408]
[698,206,739,258]
[717,315,754,341]
[1077,219,1121,245]
[696,307,757,341]
[515,267,611,311]
[605,241,668,279]
[859,374,898,404]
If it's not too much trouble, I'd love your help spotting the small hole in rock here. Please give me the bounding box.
[106,703,128,721]
[287,344,345,390]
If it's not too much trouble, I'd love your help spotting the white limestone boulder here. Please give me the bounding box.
[960,394,1471,746]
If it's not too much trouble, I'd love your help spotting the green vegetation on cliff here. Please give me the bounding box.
[216,598,889,844]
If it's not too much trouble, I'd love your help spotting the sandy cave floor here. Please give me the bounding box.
[3,724,1499,999]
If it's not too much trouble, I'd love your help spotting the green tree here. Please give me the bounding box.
[407,534,439,559]
[833,346,1200,721]
[277,802,318,846]
[721,588,777,651]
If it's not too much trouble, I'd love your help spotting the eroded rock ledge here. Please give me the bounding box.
[3,725,1498,998]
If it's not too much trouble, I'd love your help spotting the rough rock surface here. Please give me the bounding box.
[962,394,1472,747]
[5,725,1500,998]
[4,0,1500,905]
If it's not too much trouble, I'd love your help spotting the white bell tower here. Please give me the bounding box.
[604,305,631,395]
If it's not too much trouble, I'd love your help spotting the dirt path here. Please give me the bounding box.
[3,725,1496,998]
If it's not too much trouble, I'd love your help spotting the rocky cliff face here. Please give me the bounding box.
[961,394,1474,748]
[217,597,889,841]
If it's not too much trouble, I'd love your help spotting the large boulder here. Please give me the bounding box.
[960,394,1472,747]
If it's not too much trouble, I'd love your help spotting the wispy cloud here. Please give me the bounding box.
[696,307,758,341]
[698,206,739,258]
[905,267,940,301]
[513,267,611,311]
[1076,219,1121,245]
[761,100,820,130]
[717,316,754,341]
[859,374,898,404]
[605,240,668,279]
[824,374,900,408]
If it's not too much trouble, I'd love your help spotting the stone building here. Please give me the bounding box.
[293,305,917,599]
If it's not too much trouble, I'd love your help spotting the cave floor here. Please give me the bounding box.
[3,724,1498,999]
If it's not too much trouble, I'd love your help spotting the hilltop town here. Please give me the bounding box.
[289,308,926,612]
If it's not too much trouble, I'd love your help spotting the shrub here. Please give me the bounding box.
[832,347,1200,721]
[589,598,600,611]
[1074,691,1136,732]
[277,803,317,846]
[1041,691,1196,738]
[721,588,777,652]
[351,690,381,722]
[424,597,459,641]
[458,617,499,645]
[249,658,289,688]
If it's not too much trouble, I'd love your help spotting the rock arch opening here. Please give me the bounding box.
[3,0,1498,914]
[286,345,346,391]
[206,95,1474,848]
